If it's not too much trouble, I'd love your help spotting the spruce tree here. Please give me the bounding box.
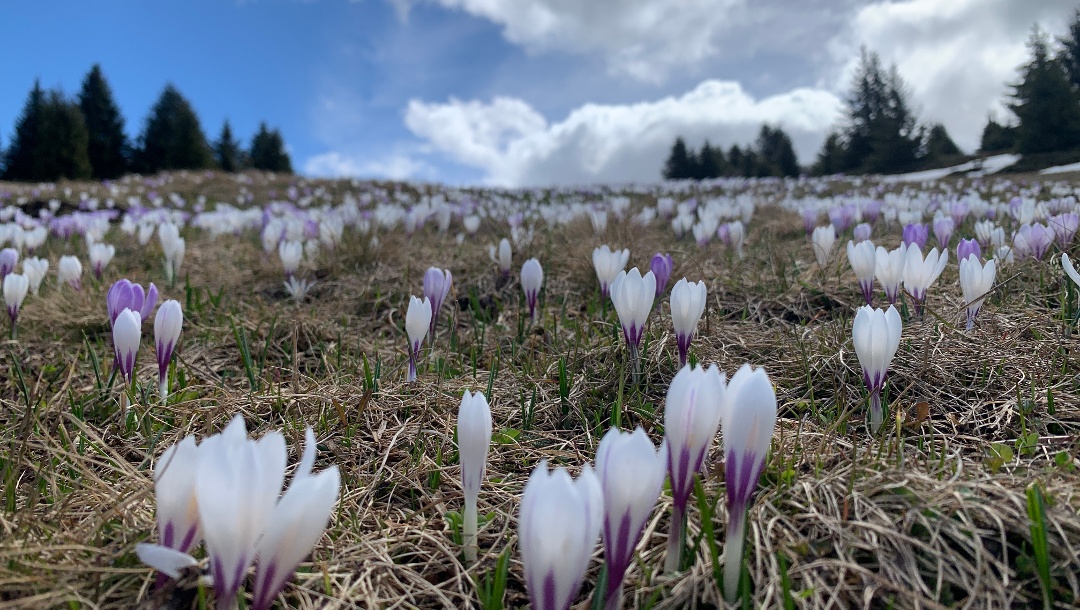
[755,125,799,177]
[214,120,244,172]
[812,132,846,175]
[662,137,692,180]
[979,116,1016,153]
[923,123,961,161]
[2,80,46,180]
[698,140,722,179]
[841,48,921,173]
[38,91,92,180]
[249,123,292,173]
[134,84,213,173]
[1059,8,1080,91]
[78,64,128,179]
[727,144,744,176]
[1009,27,1080,154]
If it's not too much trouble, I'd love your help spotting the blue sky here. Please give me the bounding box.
[1,0,1074,186]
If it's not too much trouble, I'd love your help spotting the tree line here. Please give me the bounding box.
[980,13,1080,157]
[1,64,292,182]
[665,9,1080,180]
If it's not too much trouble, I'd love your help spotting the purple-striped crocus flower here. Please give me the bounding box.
[861,199,882,224]
[670,278,706,367]
[1013,223,1054,260]
[956,238,981,264]
[650,253,674,296]
[847,239,876,305]
[113,308,142,385]
[720,364,777,603]
[902,223,929,250]
[154,300,183,399]
[405,295,431,382]
[423,267,453,338]
[800,208,818,236]
[457,390,492,564]
[3,273,28,339]
[932,215,954,249]
[519,462,604,610]
[852,305,902,433]
[853,223,872,243]
[0,247,19,280]
[828,204,856,233]
[107,279,159,326]
[521,258,544,322]
[1050,212,1080,250]
[610,268,656,374]
[595,427,666,610]
[663,363,725,572]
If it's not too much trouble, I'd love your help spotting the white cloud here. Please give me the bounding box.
[304,151,429,180]
[398,0,871,82]
[828,0,1077,151]
[404,80,843,186]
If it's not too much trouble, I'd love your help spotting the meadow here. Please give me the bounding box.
[0,169,1078,609]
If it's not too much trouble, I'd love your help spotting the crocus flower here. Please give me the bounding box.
[959,256,996,330]
[721,364,777,602]
[3,273,28,338]
[457,390,492,563]
[278,240,303,278]
[932,215,954,249]
[853,223,872,243]
[155,300,183,399]
[88,242,116,280]
[0,247,18,280]
[196,416,286,608]
[593,245,630,299]
[902,223,929,249]
[610,268,656,376]
[489,238,512,278]
[423,267,453,337]
[828,204,855,233]
[902,246,948,316]
[1013,223,1054,260]
[1064,253,1080,290]
[670,278,706,367]
[251,456,339,610]
[1049,212,1079,250]
[136,434,201,586]
[846,239,876,305]
[22,257,47,296]
[800,208,818,236]
[861,200,882,224]
[405,295,431,382]
[519,462,604,610]
[521,258,544,322]
[107,279,158,326]
[974,220,996,247]
[663,363,725,572]
[58,255,82,290]
[719,221,745,259]
[595,427,666,610]
[812,226,836,267]
[852,305,902,433]
[956,239,981,264]
[113,308,142,385]
[650,253,674,296]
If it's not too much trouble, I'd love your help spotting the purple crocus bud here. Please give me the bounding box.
[650,253,674,296]
[720,364,777,603]
[1049,212,1080,250]
[154,300,183,399]
[861,200,882,224]
[422,267,453,338]
[595,427,666,610]
[0,248,18,280]
[800,208,818,236]
[828,204,856,233]
[142,283,159,320]
[113,308,142,385]
[853,223,872,243]
[902,223,928,249]
[716,223,731,248]
[520,258,543,322]
[956,239,981,264]
[932,216,954,249]
[949,201,969,226]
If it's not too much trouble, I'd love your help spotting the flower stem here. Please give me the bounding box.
[603,583,624,610]
[869,390,883,433]
[664,504,685,573]
[463,497,478,564]
[723,511,746,603]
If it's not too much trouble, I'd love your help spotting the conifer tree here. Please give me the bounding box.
[923,123,961,161]
[78,64,128,179]
[662,137,692,180]
[979,116,1016,153]
[812,132,846,175]
[1059,8,1080,91]
[1009,27,1080,154]
[134,84,213,173]
[698,140,723,179]
[755,125,799,177]
[727,144,744,176]
[214,120,244,172]
[841,48,921,173]
[2,80,46,180]
[249,122,292,173]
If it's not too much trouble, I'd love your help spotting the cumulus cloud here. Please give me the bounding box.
[404,80,843,186]
[828,0,1077,151]
[304,151,429,180]
[395,0,873,82]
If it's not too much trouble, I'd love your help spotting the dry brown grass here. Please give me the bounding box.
[0,171,1078,609]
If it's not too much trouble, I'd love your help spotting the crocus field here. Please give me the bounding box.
[1,170,1079,610]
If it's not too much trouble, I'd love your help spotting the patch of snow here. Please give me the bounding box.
[1038,161,1080,175]
[968,154,1021,177]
